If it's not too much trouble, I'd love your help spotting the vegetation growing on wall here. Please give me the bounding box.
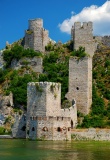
[70,46,88,58]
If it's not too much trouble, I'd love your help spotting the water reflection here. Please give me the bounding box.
[0,140,110,160]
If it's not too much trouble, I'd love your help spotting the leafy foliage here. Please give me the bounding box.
[0,68,38,110]
[71,46,88,58]
[39,51,69,102]
[0,127,6,135]
[3,44,42,67]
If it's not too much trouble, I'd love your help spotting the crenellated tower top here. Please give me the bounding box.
[71,21,95,57]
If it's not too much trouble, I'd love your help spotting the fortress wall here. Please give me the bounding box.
[12,114,26,138]
[72,128,110,141]
[43,29,49,51]
[61,104,77,128]
[29,116,71,140]
[24,31,34,49]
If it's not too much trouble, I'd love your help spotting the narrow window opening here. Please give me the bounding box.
[57,127,61,132]
[71,120,73,129]
[32,127,35,131]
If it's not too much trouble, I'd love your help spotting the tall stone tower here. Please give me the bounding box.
[26,82,75,140]
[24,18,50,52]
[26,82,61,137]
[66,22,95,115]
[66,57,92,115]
[71,22,95,57]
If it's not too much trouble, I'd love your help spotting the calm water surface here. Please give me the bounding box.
[0,139,110,160]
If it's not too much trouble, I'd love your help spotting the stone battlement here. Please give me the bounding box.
[74,22,92,29]
[28,81,61,89]
[71,21,95,57]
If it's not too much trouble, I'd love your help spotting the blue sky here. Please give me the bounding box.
[0,0,109,49]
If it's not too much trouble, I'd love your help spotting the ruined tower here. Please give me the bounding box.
[71,22,95,57]
[66,22,95,115]
[24,18,50,52]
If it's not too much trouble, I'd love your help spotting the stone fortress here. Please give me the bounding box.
[12,19,110,140]
[23,20,94,140]
[1,18,110,140]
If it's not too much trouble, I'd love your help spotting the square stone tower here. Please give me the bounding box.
[26,82,61,136]
[26,82,74,140]
[24,18,50,52]
[67,22,95,115]
[66,57,92,115]
[71,22,95,57]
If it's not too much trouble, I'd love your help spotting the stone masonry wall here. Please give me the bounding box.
[43,29,49,51]
[24,31,34,49]
[72,128,110,141]
[29,116,71,140]
[61,104,77,128]
[12,114,26,138]
[66,56,92,115]
[46,82,61,117]
[71,22,95,57]
[94,36,110,49]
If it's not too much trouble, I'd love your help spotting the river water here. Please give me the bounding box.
[0,139,110,160]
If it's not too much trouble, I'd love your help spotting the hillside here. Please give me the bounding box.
[0,41,110,133]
